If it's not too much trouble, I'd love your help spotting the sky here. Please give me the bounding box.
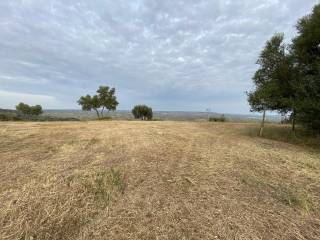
[0,0,319,113]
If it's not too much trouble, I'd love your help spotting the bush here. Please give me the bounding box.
[209,114,226,122]
[132,105,153,120]
[16,103,43,117]
[0,114,20,121]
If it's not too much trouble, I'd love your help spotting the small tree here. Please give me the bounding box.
[96,86,118,117]
[78,95,101,118]
[16,103,43,116]
[247,33,294,136]
[16,102,31,115]
[30,105,43,116]
[247,90,268,136]
[78,86,119,119]
[132,105,153,120]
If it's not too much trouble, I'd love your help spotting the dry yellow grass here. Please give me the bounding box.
[0,121,319,239]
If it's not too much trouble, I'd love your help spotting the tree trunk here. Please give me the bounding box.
[100,107,105,118]
[94,109,100,119]
[292,109,296,136]
[259,110,266,137]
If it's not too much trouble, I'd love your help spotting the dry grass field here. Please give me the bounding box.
[0,121,319,240]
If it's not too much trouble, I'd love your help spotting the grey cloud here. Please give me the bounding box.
[0,0,318,113]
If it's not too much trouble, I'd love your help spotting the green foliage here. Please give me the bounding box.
[132,105,153,120]
[96,86,118,112]
[248,3,320,133]
[240,173,311,211]
[209,115,226,122]
[0,114,20,121]
[247,33,293,113]
[78,86,119,119]
[30,105,43,115]
[16,102,43,116]
[291,4,320,132]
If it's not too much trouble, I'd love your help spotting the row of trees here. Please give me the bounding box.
[14,87,153,120]
[78,86,153,120]
[248,4,320,135]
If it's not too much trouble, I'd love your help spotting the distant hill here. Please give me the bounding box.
[42,109,281,122]
[0,108,281,122]
[0,108,17,114]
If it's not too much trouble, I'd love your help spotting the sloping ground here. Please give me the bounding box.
[0,121,319,239]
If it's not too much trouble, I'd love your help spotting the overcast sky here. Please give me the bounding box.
[0,0,318,113]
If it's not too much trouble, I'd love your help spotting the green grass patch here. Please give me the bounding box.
[240,173,312,211]
[245,124,320,149]
[274,186,311,210]
[79,168,126,206]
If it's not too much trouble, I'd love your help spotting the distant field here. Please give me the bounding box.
[42,109,282,122]
[0,121,319,239]
[0,108,282,122]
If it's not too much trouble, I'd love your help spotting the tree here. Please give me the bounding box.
[247,33,290,136]
[16,102,31,115]
[96,86,118,117]
[132,105,153,120]
[291,4,320,132]
[78,86,119,119]
[248,4,320,134]
[247,88,268,136]
[30,105,43,116]
[16,103,43,116]
[78,95,101,118]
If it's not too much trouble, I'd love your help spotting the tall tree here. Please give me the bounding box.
[247,33,288,136]
[78,86,119,119]
[291,4,320,132]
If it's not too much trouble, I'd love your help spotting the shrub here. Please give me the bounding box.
[16,103,43,116]
[209,114,226,122]
[132,105,153,120]
[0,114,20,121]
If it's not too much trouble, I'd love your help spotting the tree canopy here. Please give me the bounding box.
[291,4,320,131]
[16,103,43,116]
[132,105,153,120]
[248,3,320,134]
[78,86,119,119]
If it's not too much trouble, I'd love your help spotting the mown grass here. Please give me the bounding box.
[240,173,312,212]
[1,121,319,239]
[0,168,126,240]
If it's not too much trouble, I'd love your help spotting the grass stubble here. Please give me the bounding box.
[0,121,319,239]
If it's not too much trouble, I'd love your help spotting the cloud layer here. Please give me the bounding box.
[0,0,318,112]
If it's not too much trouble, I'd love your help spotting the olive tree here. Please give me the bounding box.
[78,86,119,119]
[132,105,153,120]
[16,103,43,116]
